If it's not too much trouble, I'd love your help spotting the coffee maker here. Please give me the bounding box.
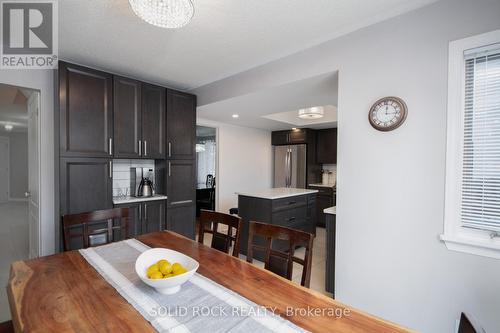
[130,168,155,197]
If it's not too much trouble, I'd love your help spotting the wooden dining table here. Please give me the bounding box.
[8,231,414,333]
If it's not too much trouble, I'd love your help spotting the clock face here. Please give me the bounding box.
[369,96,407,131]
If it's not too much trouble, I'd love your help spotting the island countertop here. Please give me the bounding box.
[236,187,318,200]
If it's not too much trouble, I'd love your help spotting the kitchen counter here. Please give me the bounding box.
[324,206,336,215]
[235,187,318,200]
[112,194,168,205]
[309,183,336,188]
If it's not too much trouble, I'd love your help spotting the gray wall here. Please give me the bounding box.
[7,132,28,199]
[192,1,500,332]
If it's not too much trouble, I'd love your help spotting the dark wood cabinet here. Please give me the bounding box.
[113,76,141,158]
[142,84,166,159]
[59,62,113,158]
[114,200,166,236]
[325,212,336,297]
[167,90,196,160]
[167,204,196,239]
[60,158,113,215]
[143,200,166,234]
[316,128,337,164]
[309,185,335,227]
[271,129,309,145]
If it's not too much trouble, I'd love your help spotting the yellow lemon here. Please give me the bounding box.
[157,259,170,266]
[149,271,163,279]
[146,264,159,277]
[172,267,187,276]
[171,263,183,273]
[159,262,172,275]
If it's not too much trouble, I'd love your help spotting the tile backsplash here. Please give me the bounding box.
[112,159,155,197]
[321,164,337,183]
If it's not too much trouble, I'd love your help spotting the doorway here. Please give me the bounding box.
[196,126,217,216]
[0,83,40,321]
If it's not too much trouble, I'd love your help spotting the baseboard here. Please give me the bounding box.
[8,197,28,202]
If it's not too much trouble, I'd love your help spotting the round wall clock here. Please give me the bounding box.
[369,96,408,131]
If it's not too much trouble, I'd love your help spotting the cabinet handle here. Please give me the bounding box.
[168,142,172,157]
[171,200,193,205]
[288,201,296,205]
[138,140,142,156]
[288,217,296,222]
[144,204,147,219]
[109,161,112,179]
[139,205,142,221]
[168,162,171,177]
[144,141,147,156]
[108,138,113,155]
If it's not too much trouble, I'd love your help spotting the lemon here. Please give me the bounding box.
[159,262,172,275]
[172,267,187,276]
[157,259,170,266]
[146,264,159,278]
[171,263,183,273]
[149,271,163,279]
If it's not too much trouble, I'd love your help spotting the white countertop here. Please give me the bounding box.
[113,195,168,205]
[324,206,336,215]
[309,183,336,188]
[236,188,318,200]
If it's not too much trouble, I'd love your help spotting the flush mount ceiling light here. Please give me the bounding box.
[232,114,239,118]
[298,106,325,119]
[4,124,13,131]
[129,0,194,29]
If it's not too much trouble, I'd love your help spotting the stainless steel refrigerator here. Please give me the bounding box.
[273,144,307,188]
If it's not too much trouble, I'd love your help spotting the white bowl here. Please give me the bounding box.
[135,248,199,295]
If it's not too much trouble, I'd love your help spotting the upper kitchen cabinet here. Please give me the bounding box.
[271,128,310,145]
[113,76,142,158]
[142,84,166,159]
[166,90,196,160]
[316,128,337,164]
[59,62,113,158]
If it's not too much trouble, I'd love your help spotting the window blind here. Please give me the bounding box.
[461,44,500,232]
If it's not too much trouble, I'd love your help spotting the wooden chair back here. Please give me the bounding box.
[62,208,129,251]
[246,221,314,288]
[198,210,242,257]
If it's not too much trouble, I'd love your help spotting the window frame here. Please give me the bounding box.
[442,29,500,260]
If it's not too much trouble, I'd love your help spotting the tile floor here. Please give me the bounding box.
[198,226,332,297]
[0,201,29,322]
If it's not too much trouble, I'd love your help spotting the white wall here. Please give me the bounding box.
[6,132,28,199]
[0,71,55,256]
[192,1,500,332]
[197,118,273,214]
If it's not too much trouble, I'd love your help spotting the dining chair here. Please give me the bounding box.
[62,208,129,251]
[198,209,242,257]
[246,221,314,288]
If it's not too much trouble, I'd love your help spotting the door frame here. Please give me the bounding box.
[0,136,10,203]
[195,121,220,212]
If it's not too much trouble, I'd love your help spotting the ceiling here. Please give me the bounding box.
[0,84,32,133]
[59,0,438,91]
[197,71,338,130]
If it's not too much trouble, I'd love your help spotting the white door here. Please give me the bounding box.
[27,92,39,258]
[0,137,9,203]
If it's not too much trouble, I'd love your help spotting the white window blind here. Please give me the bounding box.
[461,44,500,232]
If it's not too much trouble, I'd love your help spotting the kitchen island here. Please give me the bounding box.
[236,188,318,258]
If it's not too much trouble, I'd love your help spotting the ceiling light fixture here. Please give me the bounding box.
[232,114,239,118]
[129,0,194,29]
[4,124,13,131]
[298,106,324,119]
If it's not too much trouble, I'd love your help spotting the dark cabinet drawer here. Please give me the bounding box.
[272,195,307,212]
[273,207,307,227]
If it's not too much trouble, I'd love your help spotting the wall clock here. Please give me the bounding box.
[369,96,407,131]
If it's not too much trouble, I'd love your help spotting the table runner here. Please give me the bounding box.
[80,239,309,333]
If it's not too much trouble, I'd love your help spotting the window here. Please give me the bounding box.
[442,29,500,259]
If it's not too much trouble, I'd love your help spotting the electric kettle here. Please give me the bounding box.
[137,177,154,197]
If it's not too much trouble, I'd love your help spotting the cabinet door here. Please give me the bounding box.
[316,128,337,164]
[289,129,308,144]
[59,62,113,157]
[271,131,289,145]
[114,202,141,237]
[142,84,166,159]
[60,158,113,215]
[166,160,196,206]
[316,195,333,228]
[143,200,166,234]
[166,90,196,160]
[114,76,141,158]
[167,205,196,239]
